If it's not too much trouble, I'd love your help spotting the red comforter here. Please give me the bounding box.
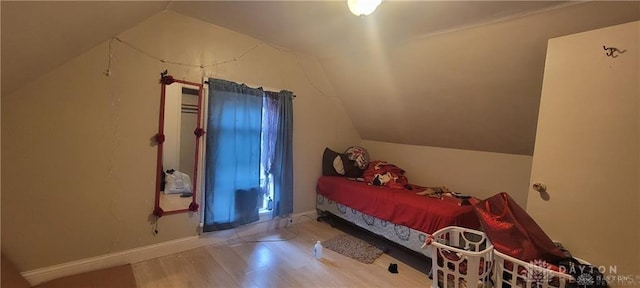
[317,176,480,234]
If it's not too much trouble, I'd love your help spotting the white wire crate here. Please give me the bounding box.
[493,250,577,288]
[428,226,494,288]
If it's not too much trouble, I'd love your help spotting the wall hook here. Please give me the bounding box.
[603,46,626,58]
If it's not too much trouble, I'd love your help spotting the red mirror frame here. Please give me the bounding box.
[153,72,204,217]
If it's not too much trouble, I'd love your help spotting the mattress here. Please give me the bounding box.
[316,176,480,235]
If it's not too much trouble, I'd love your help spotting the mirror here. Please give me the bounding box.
[153,72,204,217]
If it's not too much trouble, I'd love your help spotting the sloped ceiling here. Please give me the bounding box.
[1,1,169,96]
[3,1,639,155]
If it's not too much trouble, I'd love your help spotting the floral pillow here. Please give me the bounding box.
[344,146,370,170]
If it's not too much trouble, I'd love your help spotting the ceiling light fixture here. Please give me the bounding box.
[347,0,382,16]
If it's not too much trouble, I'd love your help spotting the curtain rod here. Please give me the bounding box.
[203,80,296,98]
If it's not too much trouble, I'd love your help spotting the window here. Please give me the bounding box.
[203,79,293,232]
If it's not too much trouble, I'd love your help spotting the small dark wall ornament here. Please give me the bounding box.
[603,46,626,58]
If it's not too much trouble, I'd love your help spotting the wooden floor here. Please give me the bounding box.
[133,219,432,287]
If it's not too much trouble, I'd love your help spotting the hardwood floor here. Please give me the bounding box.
[133,218,432,287]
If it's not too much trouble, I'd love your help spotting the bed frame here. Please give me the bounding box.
[316,193,432,256]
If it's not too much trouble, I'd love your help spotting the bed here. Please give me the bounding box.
[316,175,481,254]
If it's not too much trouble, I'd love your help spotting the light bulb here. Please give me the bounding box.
[347,0,382,16]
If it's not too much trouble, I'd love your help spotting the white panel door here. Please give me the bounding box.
[527,21,639,280]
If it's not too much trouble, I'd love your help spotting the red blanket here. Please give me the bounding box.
[317,176,480,234]
[474,192,567,264]
[362,160,409,189]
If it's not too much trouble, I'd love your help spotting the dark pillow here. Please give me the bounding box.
[322,148,364,177]
[343,159,364,178]
[322,148,342,176]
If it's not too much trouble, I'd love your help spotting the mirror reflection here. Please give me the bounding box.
[154,74,203,217]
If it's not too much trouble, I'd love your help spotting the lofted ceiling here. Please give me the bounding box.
[166,1,571,59]
[2,1,639,155]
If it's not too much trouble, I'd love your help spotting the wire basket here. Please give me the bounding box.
[429,226,494,288]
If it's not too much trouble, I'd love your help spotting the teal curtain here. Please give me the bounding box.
[204,79,263,231]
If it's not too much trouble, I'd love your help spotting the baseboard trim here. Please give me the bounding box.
[21,210,317,286]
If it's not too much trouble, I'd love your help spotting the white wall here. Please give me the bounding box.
[361,140,533,207]
[1,11,360,271]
